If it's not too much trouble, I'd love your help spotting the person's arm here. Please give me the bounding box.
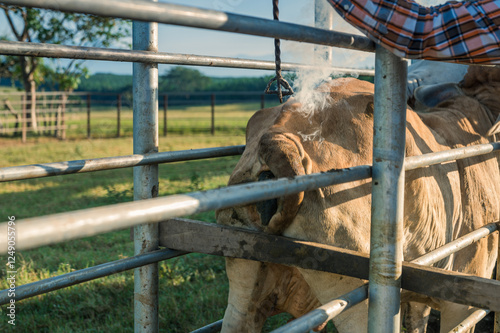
[327,0,500,64]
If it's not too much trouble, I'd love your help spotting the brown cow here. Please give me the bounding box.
[216,66,500,333]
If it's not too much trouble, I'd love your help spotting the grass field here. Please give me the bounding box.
[0,103,310,332]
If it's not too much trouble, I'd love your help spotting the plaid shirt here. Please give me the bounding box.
[327,0,500,64]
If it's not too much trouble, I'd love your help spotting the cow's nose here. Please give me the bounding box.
[256,171,278,226]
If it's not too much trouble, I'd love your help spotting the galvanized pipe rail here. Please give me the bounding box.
[0,145,245,182]
[0,165,373,253]
[450,309,490,333]
[1,139,498,183]
[1,140,499,252]
[0,41,375,77]
[272,222,500,332]
[2,0,375,52]
[0,249,186,305]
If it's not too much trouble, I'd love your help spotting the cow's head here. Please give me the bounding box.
[217,78,376,332]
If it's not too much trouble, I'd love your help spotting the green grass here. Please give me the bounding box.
[0,111,314,332]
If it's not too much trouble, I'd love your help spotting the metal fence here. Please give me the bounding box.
[0,0,498,333]
[0,91,283,140]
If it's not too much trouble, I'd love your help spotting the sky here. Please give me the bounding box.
[0,0,376,77]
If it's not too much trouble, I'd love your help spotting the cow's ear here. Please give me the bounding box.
[487,115,500,137]
[364,102,374,117]
[258,132,307,234]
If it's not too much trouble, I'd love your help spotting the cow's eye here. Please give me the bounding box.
[256,171,278,226]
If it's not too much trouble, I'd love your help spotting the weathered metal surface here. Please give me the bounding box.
[495,228,500,333]
[0,166,372,253]
[190,319,223,333]
[1,0,376,52]
[369,45,408,333]
[274,222,499,332]
[271,284,368,333]
[412,223,499,266]
[0,145,245,182]
[450,309,490,333]
[160,218,500,311]
[405,142,500,171]
[0,249,186,306]
[132,14,159,333]
[0,40,376,76]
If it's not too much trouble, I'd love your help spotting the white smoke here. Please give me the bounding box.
[282,0,373,121]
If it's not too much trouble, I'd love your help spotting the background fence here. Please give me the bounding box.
[0,91,282,141]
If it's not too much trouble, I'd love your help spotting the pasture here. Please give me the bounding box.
[0,106,317,332]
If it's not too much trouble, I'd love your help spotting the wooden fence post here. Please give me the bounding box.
[21,94,26,143]
[163,94,168,137]
[211,93,215,136]
[87,93,91,139]
[117,94,121,138]
[261,94,265,109]
[61,94,66,140]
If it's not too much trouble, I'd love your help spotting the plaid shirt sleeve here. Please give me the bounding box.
[327,0,500,64]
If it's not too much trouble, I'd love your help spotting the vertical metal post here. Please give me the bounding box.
[495,230,500,333]
[261,94,265,109]
[163,94,167,137]
[314,0,333,63]
[117,94,121,138]
[133,6,159,333]
[211,93,215,136]
[368,45,407,333]
[21,94,26,143]
[87,94,91,139]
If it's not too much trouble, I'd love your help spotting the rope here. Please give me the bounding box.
[264,0,294,103]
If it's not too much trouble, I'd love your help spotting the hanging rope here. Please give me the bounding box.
[264,0,294,103]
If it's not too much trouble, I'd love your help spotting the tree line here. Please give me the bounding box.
[75,67,373,94]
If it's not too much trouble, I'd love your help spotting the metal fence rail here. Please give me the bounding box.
[0,41,375,77]
[272,222,500,332]
[0,165,373,253]
[2,0,376,52]
[0,145,245,182]
[2,140,498,183]
[0,249,186,305]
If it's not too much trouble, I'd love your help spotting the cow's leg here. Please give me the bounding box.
[402,302,431,333]
[222,258,322,333]
[439,301,476,333]
[221,258,272,333]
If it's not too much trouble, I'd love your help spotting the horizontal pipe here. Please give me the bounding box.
[272,222,498,333]
[0,249,186,305]
[405,142,500,171]
[3,0,376,52]
[0,145,245,182]
[411,223,499,266]
[449,309,490,333]
[190,320,223,333]
[271,284,369,333]
[3,140,498,182]
[0,41,375,76]
[0,165,372,253]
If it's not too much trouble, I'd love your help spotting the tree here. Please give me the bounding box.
[160,67,211,92]
[0,5,130,129]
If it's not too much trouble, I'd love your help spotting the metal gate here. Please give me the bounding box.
[0,1,499,332]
